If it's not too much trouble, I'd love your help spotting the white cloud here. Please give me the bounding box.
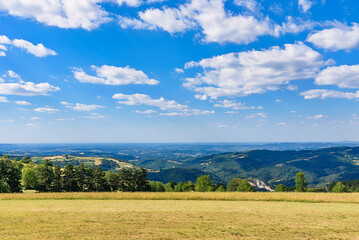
[0,0,166,30]
[300,89,359,99]
[214,99,256,110]
[26,123,37,128]
[307,23,359,51]
[119,7,196,33]
[184,42,324,99]
[275,99,282,103]
[277,122,287,126]
[34,107,59,113]
[30,117,40,120]
[113,93,188,110]
[113,93,214,116]
[0,35,56,57]
[246,112,267,118]
[6,70,21,80]
[56,118,75,121]
[175,68,184,74]
[83,113,105,119]
[315,64,359,88]
[12,39,57,57]
[298,0,312,13]
[0,0,110,30]
[119,0,314,44]
[73,65,159,85]
[0,96,9,102]
[0,82,60,96]
[234,0,259,12]
[307,114,325,119]
[61,101,105,111]
[135,110,157,114]
[15,100,31,105]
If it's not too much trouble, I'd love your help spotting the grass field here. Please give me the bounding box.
[1,193,359,239]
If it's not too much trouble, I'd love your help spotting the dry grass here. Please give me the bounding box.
[1,192,359,203]
[1,199,359,239]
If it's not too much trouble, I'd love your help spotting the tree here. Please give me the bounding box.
[331,182,347,193]
[52,165,62,192]
[22,167,38,189]
[20,156,32,163]
[0,155,22,192]
[35,163,54,192]
[275,184,287,192]
[105,171,120,192]
[195,175,214,192]
[216,185,226,192]
[164,182,175,192]
[149,181,165,192]
[295,172,307,192]
[0,180,10,193]
[62,164,79,192]
[92,167,107,191]
[118,168,149,192]
[227,178,254,192]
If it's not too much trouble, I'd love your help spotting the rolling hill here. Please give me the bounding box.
[137,146,359,187]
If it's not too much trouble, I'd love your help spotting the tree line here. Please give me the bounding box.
[0,155,357,193]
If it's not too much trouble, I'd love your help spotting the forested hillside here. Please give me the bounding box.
[139,146,359,187]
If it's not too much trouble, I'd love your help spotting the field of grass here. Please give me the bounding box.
[1,193,359,239]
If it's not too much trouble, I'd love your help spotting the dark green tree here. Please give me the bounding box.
[105,171,119,192]
[62,164,79,192]
[35,163,54,192]
[20,156,32,163]
[295,172,307,192]
[52,165,62,192]
[149,181,165,192]
[118,168,149,192]
[0,155,22,192]
[92,167,107,191]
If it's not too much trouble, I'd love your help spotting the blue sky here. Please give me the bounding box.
[0,0,359,143]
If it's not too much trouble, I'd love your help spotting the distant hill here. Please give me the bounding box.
[147,168,222,184]
[139,146,359,187]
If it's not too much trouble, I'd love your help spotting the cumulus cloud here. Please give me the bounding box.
[315,64,359,88]
[135,110,157,114]
[246,112,267,118]
[214,99,257,110]
[298,0,312,13]
[83,113,105,119]
[184,42,324,99]
[307,114,325,119]
[34,107,59,113]
[307,23,359,51]
[113,93,213,116]
[0,82,60,96]
[0,35,56,57]
[73,65,159,85]
[119,0,314,44]
[15,100,31,105]
[0,0,166,30]
[0,96,9,102]
[300,89,359,99]
[61,101,105,111]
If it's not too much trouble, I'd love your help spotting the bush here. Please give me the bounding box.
[274,184,287,192]
[0,180,10,193]
[227,178,255,192]
[331,182,347,193]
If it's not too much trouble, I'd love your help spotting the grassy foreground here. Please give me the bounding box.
[1,193,359,239]
[1,192,359,203]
